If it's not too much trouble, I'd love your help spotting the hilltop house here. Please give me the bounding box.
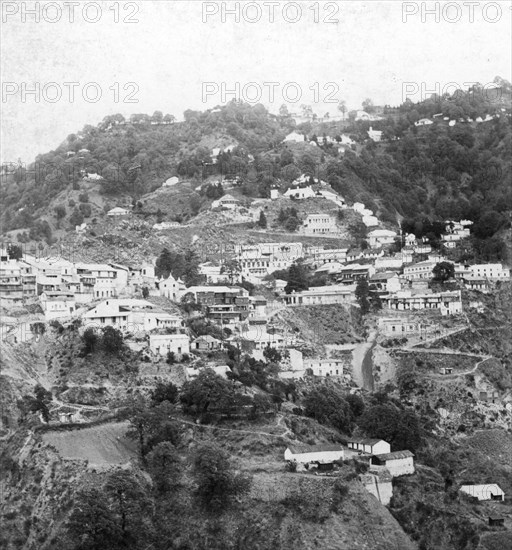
[367,229,397,249]
[469,263,510,280]
[284,444,344,465]
[192,335,223,352]
[163,176,179,187]
[386,290,463,316]
[459,484,505,501]
[149,333,190,356]
[369,272,401,293]
[301,214,338,235]
[107,207,130,217]
[370,450,415,477]
[211,194,241,209]
[159,273,185,301]
[284,186,316,200]
[347,438,391,456]
[304,358,345,377]
[284,284,355,306]
[367,127,383,142]
[40,291,77,320]
[283,131,305,143]
[414,118,433,126]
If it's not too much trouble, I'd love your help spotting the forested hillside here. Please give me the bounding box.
[1,80,511,260]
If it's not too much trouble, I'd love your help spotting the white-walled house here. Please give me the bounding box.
[367,229,397,249]
[459,484,504,501]
[159,273,185,301]
[284,186,316,200]
[283,131,305,143]
[368,127,383,142]
[469,263,510,280]
[347,438,391,456]
[386,290,462,316]
[284,444,344,464]
[149,333,190,356]
[304,359,345,377]
[301,214,338,235]
[370,450,415,477]
[107,207,130,217]
[40,291,77,320]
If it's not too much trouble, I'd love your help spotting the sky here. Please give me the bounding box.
[1,0,511,163]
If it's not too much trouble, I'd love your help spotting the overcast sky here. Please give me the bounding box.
[1,0,511,163]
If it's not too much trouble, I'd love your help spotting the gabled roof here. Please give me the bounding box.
[347,437,387,446]
[373,450,414,461]
[287,443,344,454]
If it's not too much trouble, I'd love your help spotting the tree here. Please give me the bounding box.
[362,98,375,114]
[146,442,181,493]
[285,263,309,294]
[104,470,153,547]
[151,381,178,406]
[257,210,267,229]
[67,487,121,550]
[24,384,53,423]
[432,261,455,282]
[357,404,422,452]
[192,443,252,508]
[79,203,92,218]
[69,208,84,227]
[82,328,98,354]
[337,100,347,120]
[355,279,370,315]
[303,386,353,433]
[263,345,282,365]
[7,244,23,260]
[101,326,124,355]
[54,205,66,220]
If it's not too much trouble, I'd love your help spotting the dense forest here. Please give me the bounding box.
[1,79,511,259]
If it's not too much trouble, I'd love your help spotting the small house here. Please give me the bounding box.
[163,176,179,187]
[439,367,453,375]
[347,438,391,456]
[284,186,316,200]
[370,450,415,477]
[460,484,505,501]
[193,335,223,352]
[107,207,130,217]
[211,194,241,209]
[284,443,344,465]
[488,516,505,527]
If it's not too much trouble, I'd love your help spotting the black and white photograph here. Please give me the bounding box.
[1,1,511,549]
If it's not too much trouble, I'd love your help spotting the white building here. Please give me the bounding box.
[370,450,415,477]
[469,263,510,280]
[304,359,345,377]
[284,186,316,200]
[459,484,504,501]
[414,118,433,126]
[284,284,355,306]
[163,176,179,187]
[283,131,305,143]
[236,242,303,280]
[159,273,185,300]
[367,127,383,142]
[301,214,338,235]
[362,215,379,227]
[386,290,463,316]
[306,247,348,266]
[403,261,438,281]
[107,207,130,217]
[149,333,190,356]
[367,229,398,249]
[211,194,241,209]
[40,291,77,320]
[284,444,344,464]
[347,438,391,455]
[375,256,404,270]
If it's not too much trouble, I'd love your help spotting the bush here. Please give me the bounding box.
[285,460,298,472]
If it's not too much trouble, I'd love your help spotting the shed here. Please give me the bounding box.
[488,516,505,527]
[460,484,505,501]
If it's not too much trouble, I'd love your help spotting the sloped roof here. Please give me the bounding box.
[348,437,387,446]
[287,443,344,454]
[374,450,414,461]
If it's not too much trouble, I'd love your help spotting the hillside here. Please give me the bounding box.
[2,82,511,264]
